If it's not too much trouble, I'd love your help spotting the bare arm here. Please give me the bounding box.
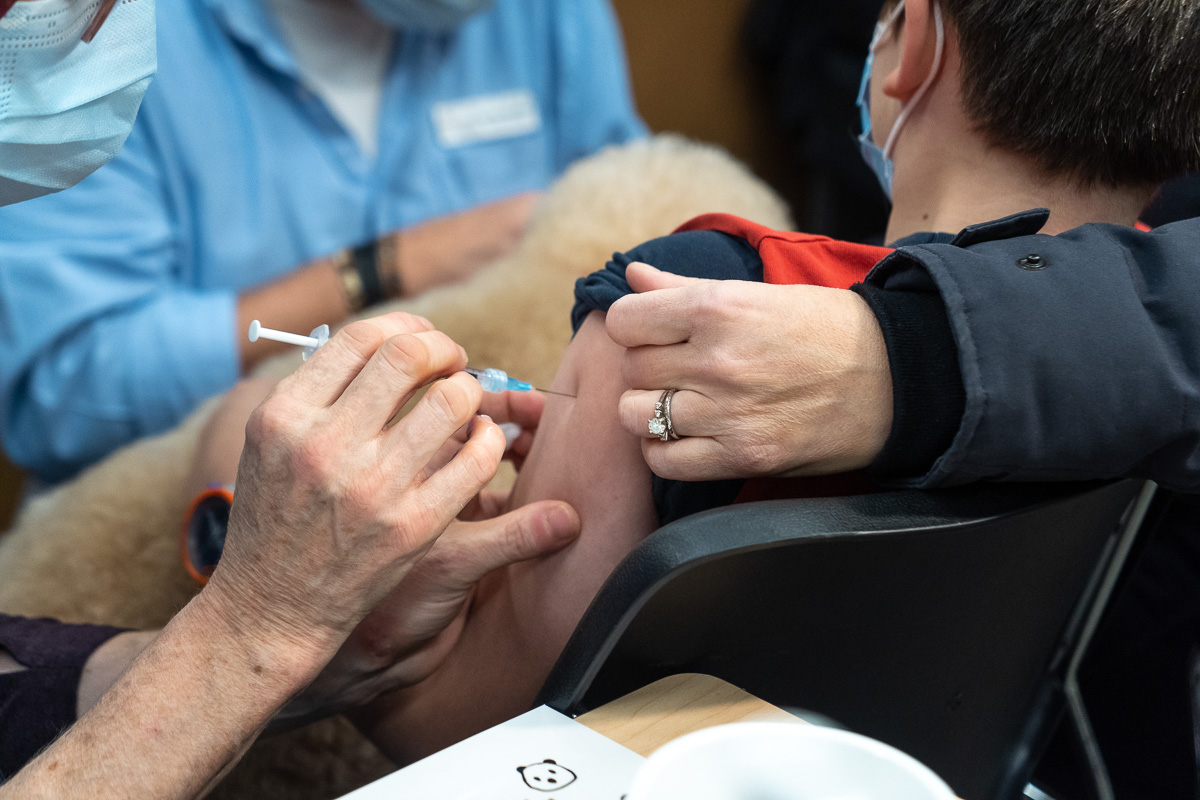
[237,193,537,372]
[353,311,658,762]
[0,315,583,796]
[76,631,159,717]
[0,312,509,799]
[3,632,158,718]
[0,592,318,800]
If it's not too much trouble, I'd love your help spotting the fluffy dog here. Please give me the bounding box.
[0,135,791,799]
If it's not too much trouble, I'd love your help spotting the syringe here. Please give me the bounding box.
[464,367,575,398]
[248,320,329,361]
[248,321,574,397]
[464,367,532,393]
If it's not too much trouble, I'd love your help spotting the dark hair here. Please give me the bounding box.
[898,0,1200,186]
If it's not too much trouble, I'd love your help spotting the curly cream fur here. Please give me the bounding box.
[0,135,791,799]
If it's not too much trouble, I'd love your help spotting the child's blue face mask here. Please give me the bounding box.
[856,0,944,201]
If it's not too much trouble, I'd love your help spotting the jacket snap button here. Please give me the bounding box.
[1017,254,1047,270]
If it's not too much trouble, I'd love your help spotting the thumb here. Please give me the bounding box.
[445,500,581,583]
[626,262,703,293]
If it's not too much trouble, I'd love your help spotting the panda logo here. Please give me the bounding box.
[517,759,577,791]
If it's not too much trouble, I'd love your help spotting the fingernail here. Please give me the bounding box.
[547,505,581,539]
[478,414,494,424]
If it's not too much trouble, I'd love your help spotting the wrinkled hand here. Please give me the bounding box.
[606,263,894,480]
[204,312,509,672]
[418,387,547,476]
[277,496,579,725]
[389,193,538,296]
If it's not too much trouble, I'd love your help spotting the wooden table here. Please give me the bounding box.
[583,674,966,799]
[576,673,799,757]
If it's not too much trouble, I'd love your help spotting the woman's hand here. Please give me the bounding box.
[606,263,894,481]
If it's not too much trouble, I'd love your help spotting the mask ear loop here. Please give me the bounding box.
[0,0,119,42]
[870,1,908,53]
[882,1,945,160]
[81,0,120,43]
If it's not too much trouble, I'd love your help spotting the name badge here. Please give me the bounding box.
[432,90,542,149]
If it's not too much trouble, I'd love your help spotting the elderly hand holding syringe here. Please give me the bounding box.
[248,320,573,450]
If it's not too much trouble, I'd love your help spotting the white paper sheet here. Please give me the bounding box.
[340,705,645,800]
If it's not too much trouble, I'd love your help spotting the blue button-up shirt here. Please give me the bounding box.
[0,0,645,481]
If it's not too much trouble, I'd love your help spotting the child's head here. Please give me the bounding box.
[865,0,1200,190]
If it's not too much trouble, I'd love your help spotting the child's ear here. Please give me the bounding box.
[883,0,941,101]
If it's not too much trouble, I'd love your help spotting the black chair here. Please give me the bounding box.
[536,481,1155,800]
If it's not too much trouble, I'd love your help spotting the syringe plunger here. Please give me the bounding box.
[248,320,330,360]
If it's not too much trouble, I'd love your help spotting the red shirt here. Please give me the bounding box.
[675,213,892,289]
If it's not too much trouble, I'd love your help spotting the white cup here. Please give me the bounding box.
[625,722,956,800]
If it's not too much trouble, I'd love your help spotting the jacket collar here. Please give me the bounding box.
[890,209,1051,250]
[949,208,1050,248]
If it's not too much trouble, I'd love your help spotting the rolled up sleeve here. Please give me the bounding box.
[0,614,130,779]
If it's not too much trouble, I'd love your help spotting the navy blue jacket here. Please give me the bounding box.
[867,209,1200,798]
[862,208,1200,491]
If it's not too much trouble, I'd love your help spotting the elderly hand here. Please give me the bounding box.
[202,312,510,677]
[606,263,894,481]
[279,495,579,725]
[275,385,577,724]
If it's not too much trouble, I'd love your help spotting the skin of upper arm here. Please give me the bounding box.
[501,311,659,639]
[347,312,660,762]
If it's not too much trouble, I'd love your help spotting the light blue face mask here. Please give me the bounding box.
[856,45,894,198]
[356,0,494,31]
[856,0,943,200]
[0,0,157,207]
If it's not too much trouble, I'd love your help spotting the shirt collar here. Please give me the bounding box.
[202,0,299,79]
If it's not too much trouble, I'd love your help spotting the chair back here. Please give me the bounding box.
[537,481,1147,800]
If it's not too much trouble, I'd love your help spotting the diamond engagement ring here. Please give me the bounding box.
[648,389,680,441]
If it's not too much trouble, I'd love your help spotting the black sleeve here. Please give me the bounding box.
[852,282,965,482]
[0,614,129,779]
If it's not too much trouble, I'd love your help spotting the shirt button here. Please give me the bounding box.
[1017,254,1047,270]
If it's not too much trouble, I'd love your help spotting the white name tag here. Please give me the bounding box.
[432,90,542,149]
